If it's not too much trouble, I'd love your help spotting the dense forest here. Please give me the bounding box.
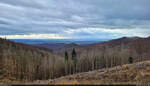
[0,38,65,81]
[0,37,150,82]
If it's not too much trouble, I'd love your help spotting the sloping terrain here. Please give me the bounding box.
[1,37,150,85]
[57,37,150,64]
[0,38,65,84]
[33,61,150,85]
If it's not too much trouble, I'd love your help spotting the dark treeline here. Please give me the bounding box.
[0,37,150,82]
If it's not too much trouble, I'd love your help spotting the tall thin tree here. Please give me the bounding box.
[64,51,68,75]
[72,48,77,73]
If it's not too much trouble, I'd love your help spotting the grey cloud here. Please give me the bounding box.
[0,0,150,38]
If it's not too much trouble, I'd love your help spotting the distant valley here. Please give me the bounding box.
[9,39,108,51]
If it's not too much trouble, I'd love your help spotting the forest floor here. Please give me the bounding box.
[2,61,150,85]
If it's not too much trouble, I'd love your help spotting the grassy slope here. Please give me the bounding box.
[32,61,150,85]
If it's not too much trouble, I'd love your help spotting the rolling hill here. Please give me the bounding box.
[56,37,150,64]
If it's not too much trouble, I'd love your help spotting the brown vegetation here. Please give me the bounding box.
[33,61,150,85]
[0,37,150,84]
[0,38,66,83]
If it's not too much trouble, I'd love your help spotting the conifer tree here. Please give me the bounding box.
[64,51,69,75]
[64,51,68,62]
[129,56,133,64]
[72,48,77,73]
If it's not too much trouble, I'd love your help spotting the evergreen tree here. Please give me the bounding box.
[64,51,68,62]
[129,57,133,64]
[72,48,77,73]
[64,51,69,75]
[72,48,77,64]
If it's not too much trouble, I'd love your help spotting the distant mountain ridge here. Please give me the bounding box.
[33,43,79,51]
[9,39,104,45]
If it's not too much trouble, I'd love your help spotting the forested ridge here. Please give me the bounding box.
[0,37,150,84]
[0,38,65,81]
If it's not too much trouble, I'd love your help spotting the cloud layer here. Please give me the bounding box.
[0,0,150,39]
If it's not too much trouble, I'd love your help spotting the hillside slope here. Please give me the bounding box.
[0,38,66,84]
[57,37,150,65]
[1,37,150,85]
[33,61,150,85]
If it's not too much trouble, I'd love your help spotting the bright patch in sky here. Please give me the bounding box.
[0,0,150,39]
[0,34,66,39]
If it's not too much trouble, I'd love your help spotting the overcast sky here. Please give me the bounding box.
[0,0,150,39]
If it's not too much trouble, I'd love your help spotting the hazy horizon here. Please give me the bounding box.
[8,38,111,45]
